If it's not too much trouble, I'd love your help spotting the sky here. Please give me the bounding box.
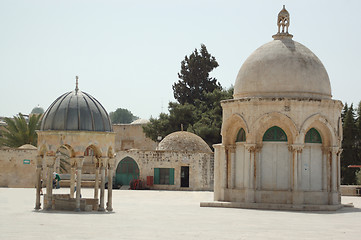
[0,0,360,119]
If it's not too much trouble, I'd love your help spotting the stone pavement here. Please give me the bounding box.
[0,188,360,240]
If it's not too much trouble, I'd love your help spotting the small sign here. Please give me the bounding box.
[23,159,31,164]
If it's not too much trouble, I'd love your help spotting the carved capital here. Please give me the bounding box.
[107,158,116,170]
[75,157,84,169]
[288,144,304,153]
[45,156,55,167]
[36,155,43,168]
[226,144,236,153]
[244,144,257,153]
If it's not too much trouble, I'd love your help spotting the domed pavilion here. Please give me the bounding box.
[202,6,343,210]
[35,77,116,212]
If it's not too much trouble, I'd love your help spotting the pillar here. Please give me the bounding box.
[244,144,256,203]
[290,144,303,204]
[228,145,236,189]
[99,158,107,211]
[45,155,55,210]
[94,160,100,199]
[35,155,43,210]
[107,158,115,212]
[69,159,76,198]
[75,157,84,211]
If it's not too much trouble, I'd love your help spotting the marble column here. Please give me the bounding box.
[35,155,43,210]
[69,160,76,198]
[94,160,100,199]
[75,157,84,211]
[107,158,115,212]
[244,144,256,203]
[289,144,303,204]
[99,158,107,211]
[228,145,236,189]
[45,155,55,210]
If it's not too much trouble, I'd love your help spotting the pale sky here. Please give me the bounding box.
[0,0,360,119]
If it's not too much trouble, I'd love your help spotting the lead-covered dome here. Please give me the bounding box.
[40,79,112,132]
[234,6,332,100]
[157,131,212,153]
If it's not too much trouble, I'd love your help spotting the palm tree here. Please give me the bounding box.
[0,113,42,148]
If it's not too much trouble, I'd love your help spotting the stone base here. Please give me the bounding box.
[200,201,344,211]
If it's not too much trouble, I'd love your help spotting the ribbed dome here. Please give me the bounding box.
[41,90,112,132]
[157,131,212,153]
[234,38,332,100]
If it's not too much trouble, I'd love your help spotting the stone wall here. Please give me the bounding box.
[0,147,37,187]
[113,124,157,151]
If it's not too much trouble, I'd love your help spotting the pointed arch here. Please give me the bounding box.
[252,112,297,144]
[299,113,335,146]
[305,128,322,143]
[222,113,249,145]
[236,128,246,142]
[263,126,287,142]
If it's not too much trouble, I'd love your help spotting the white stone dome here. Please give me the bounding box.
[157,131,212,153]
[234,38,332,100]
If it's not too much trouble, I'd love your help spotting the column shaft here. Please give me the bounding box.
[106,166,113,211]
[99,165,106,211]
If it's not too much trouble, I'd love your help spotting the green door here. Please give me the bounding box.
[115,157,139,186]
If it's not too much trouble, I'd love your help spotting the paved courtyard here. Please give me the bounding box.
[0,188,360,240]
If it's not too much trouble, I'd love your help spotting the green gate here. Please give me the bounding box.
[115,157,139,186]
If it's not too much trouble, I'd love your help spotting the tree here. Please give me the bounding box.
[172,44,221,105]
[109,108,139,124]
[143,87,233,147]
[0,113,41,148]
[341,104,358,184]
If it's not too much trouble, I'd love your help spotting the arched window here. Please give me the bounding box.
[305,128,322,143]
[236,128,246,142]
[263,126,287,142]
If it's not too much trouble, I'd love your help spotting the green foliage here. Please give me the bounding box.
[341,103,360,184]
[0,113,42,148]
[109,108,139,124]
[143,87,233,147]
[172,44,221,105]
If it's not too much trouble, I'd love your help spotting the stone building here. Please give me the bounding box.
[202,6,343,210]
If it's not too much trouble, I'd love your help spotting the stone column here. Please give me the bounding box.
[228,145,236,189]
[69,159,76,198]
[94,160,100,199]
[328,147,340,205]
[221,145,228,189]
[289,144,303,204]
[75,157,84,211]
[35,155,43,210]
[99,158,107,211]
[45,155,55,210]
[107,158,115,212]
[244,144,256,203]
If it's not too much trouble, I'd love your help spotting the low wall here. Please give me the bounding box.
[340,185,361,196]
[0,147,37,187]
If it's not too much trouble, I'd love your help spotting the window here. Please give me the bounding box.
[263,126,287,142]
[154,168,174,185]
[305,128,322,143]
[236,128,246,142]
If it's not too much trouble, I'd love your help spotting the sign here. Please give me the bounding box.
[23,159,31,164]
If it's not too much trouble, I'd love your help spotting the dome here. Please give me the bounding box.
[40,79,112,132]
[234,7,331,100]
[31,106,44,114]
[157,131,212,153]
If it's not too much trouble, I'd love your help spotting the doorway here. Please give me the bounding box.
[181,166,189,187]
[115,157,139,186]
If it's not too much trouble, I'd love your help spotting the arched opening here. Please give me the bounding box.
[260,126,290,191]
[115,157,139,187]
[305,128,322,143]
[55,145,71,173]
[262,126,287,142]
[301,128,323,191]
[236,128,246,142]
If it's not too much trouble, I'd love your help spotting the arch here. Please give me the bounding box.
[299,113,336,146]
[305,128,322,143]
[38,144,48,157]
[114,157,140,186]
[263,126,287,142]
[84,144,102,158]
[236,128,246,142]
[222,113,249,145]
[252,112,297,144]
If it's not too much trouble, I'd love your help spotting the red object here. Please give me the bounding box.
[147,176,153,186]
[348,165,361,168]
